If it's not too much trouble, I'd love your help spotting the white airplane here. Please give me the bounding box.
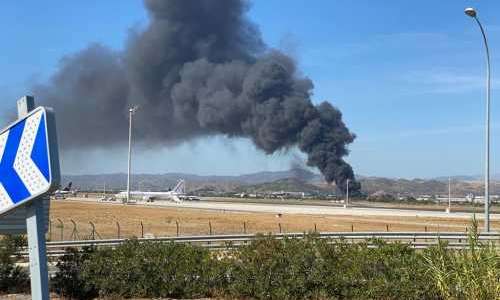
[53,182,77,199]
[115,179,198,203]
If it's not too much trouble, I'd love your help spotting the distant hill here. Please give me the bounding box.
[241,177,333,194]
[359,177,499,196]
[432,175,480,182]
[62,170,322,192]
[433,174,500,182]
[62,171,500,196]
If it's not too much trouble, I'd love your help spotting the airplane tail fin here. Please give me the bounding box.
[172,180,185,194]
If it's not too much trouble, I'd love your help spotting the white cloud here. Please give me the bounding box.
[400,69,500,94]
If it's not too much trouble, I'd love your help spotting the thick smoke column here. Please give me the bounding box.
[289,155,315,182]
[35,0,359,193]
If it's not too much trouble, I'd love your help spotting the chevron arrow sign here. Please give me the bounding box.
[0,107,60,216]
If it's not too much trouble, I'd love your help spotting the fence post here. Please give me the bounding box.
[209,221,213,235]
[278,223,282,233]
[243,221,247,234]
[424,226,428,242]
[116,222,121,239]
[351,224,354,232]
[140,221,144,238]
[70,219,79,240]
[57,218,64,240]
[89,222,96,240]
[314,223,317,233]
[176,220,179,237]
[386,224,389,232]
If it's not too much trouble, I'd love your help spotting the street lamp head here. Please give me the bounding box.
[464,7,477,18]
[129,105,140,114]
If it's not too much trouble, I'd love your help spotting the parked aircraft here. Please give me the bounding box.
[53,182,76,199]
[114,179,199,203]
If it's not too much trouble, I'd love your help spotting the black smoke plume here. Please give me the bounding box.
[34,0,359,193]
[290,156,315,183]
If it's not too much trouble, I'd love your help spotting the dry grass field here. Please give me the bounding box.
[47,199,499,241]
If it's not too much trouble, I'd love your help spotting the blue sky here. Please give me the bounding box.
[0,1,499,178]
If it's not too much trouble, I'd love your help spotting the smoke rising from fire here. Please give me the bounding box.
[34,0,359,192]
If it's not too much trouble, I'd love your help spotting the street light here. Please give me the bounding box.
[446,177,451,213]
[464,7,476,18]
[344,179,350,208]
[464,7,491,231]
[127,105,139,204]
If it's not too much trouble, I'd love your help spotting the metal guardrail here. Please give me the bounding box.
[39,231,499,252]
[12,231,499,258]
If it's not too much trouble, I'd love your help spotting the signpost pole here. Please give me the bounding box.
[25,200,49,299]
[18,96,49,300]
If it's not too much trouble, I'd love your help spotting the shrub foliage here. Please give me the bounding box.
[51,246,98,300]
[423,221,500,300]
[81,240,222,299]
[49,228,498,300]
[0,235,29,294]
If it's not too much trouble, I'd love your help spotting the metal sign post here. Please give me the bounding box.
[0,96,60,299]
[25,198,49,299]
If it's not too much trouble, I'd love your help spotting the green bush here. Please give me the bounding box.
[225,234,327,299]
[318,239,439,299]
[51,246,98,300]
[52,230,499,299]
[0,235,29,294]
[225,235,439,299]
[81,239,223,299]
[423,221,500,300]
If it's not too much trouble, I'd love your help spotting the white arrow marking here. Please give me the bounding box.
[14,111,49,195]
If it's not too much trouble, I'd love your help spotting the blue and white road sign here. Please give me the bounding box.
[0,107,59,215]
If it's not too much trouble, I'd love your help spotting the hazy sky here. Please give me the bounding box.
[1,1,499,178]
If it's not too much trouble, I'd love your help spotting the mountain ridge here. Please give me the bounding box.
[62,170,500,196]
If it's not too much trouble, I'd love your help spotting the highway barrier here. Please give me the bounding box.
[14,231,499,257]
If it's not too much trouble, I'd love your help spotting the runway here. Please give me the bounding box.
[144,200,500,220]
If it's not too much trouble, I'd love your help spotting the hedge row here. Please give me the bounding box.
[52,230,499,299]
[2,223,498,299]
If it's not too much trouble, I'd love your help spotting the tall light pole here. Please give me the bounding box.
[127,106,139,204]
[447,177,451,213]
[345,179,350,208]
[465,7,491,232]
